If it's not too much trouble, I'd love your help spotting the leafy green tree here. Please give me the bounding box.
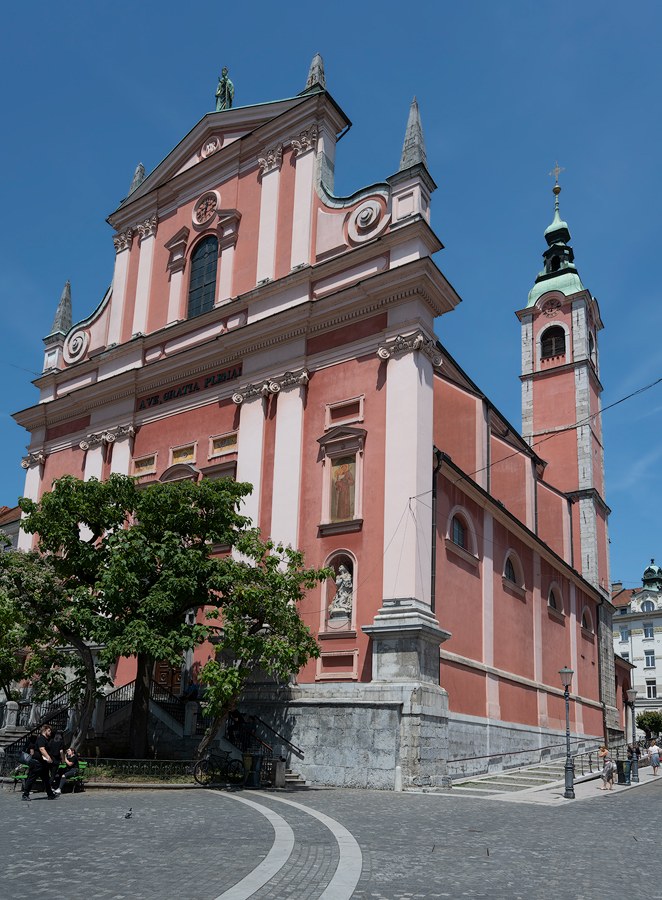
[0,548,107,747]
[19,473,328,759]
[636,710,662,736]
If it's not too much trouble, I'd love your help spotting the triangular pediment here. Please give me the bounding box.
[112,95,313,215]
[317,425,367,448]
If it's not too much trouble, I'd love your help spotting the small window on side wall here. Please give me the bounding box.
[581,608,593,631]
[505,557,517,584]
[452,516,465,549]
[549,589,558,610]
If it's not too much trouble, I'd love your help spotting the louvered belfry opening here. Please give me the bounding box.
[541,325,565,359]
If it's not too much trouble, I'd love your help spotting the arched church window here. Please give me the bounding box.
[188,236,218,319]
[452,516,465,549]
[541,326,565,359]
[505,557,517,584]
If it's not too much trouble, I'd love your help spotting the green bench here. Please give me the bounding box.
[13,760,87,793]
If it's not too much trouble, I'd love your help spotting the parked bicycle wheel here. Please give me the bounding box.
[193,760,215,786]
[226,758,246,784]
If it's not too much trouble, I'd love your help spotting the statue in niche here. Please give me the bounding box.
[328,564,353,619]
[215,67,234,111]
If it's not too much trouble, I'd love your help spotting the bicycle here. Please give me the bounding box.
[193,750,245,786]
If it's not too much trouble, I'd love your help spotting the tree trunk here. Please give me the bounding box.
[192,702,235,761]
[129,653,152,758]
[57,625,97,753]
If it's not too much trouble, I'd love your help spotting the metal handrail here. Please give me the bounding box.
[250,713,304,758]
[104,680,135,717]
[150,680,185,726]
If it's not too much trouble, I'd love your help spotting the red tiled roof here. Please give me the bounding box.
[0,505,21,526]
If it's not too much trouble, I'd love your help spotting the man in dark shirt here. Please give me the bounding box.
[48,730,65,788]
[22,724,56,801]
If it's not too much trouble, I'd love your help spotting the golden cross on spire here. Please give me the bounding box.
[549,159,564,186]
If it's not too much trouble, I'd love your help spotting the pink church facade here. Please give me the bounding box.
[14,57,618,785]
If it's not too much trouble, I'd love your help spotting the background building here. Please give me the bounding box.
[612,560,662,730]
[12,57,618,784]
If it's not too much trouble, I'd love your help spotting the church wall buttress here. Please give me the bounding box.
[107,240,132,346]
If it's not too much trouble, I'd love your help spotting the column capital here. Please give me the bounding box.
[137,214,158,240]
[21,450,46,469]
[257,143,283,175]
[232,368,309,404]
[291,124,318,157]
[113,227,134,253]
[79,423,135,451]
[377,331,442,367]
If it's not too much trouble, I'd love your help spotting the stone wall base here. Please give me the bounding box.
[241,680,450,790]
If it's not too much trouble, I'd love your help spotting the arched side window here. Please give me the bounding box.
[581,606,593,632]
[588,331,596,365]
[445,506,478,559]
[642,600,655,613]
[540,325,566,359]
[452,516,465,549]
[188,235,218,319]
[548,583,563,612]
[503,550,524,590]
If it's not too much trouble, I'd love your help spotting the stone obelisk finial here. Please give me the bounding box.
[128,163,146,196]
[399,97,428,172]
[304,53,326,91]
[49,280,72,337]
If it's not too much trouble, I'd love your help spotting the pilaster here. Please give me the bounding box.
[107,228,133,345]
[17,452,45,550]
[256,145,283,284]
[378,332,438,606]
[270,372,309,550]
[132,215,158,335]
[290,126,317,270]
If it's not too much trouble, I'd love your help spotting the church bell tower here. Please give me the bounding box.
[516,170,610,594]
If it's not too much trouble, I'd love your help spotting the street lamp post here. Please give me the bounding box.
[559,666,575,799]
[626,688,639,783]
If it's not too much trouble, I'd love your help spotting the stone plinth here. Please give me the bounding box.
[362,598,451,684]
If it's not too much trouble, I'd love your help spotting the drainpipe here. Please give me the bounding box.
[595,594,608,742]
[431,446,443,615]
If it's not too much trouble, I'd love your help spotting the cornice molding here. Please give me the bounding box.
[376,330,442,367]
[232,368,309,404]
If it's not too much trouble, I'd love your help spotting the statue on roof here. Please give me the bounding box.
[215,67,234,111]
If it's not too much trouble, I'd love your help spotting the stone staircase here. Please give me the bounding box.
[285,768,306,787]
[450,761,568,796]
[0,727,29,751]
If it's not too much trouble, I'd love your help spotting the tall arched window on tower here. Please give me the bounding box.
[188,236,218,319]
[541,325,566,359]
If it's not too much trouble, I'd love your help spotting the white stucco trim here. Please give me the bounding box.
[256,166,280,283]
[382,349,434,606]
[107,246,131,346]
[17,464,42,551]
[110,436,132,475]
[235,395,265,528]
[132,233,156,336]
[270,384,305,552]
[290,147,315,269]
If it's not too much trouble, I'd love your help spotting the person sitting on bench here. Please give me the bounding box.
[53,748,79,794]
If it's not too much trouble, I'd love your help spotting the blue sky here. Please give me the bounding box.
[0,0,660,587]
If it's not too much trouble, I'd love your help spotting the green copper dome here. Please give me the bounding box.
[526,188,584,308]
[643,558,662,590]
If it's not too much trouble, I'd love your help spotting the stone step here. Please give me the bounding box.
[284,772,306,786]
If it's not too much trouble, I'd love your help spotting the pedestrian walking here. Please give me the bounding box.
[648,739,660,775]
[22,724,57,801]
[598,744,616,791]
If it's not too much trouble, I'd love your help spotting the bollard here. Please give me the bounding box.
[394,765,402,792]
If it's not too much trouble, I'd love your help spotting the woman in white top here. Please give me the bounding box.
[649,739,660,775]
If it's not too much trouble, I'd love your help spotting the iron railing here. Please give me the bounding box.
[150,681,186,727]
[196,704,215,736]
[250,713,304,758]
[224,719,273,756]
[104,680,135,717]
[17,703,31,728]
[81,757,195,783]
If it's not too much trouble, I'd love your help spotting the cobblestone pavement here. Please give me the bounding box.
[2,778,661,900]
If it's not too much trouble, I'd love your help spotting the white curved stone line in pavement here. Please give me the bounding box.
[210,792,295,900]
[266,794,363,900]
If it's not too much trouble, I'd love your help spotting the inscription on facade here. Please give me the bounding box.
[136,364,242,411]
